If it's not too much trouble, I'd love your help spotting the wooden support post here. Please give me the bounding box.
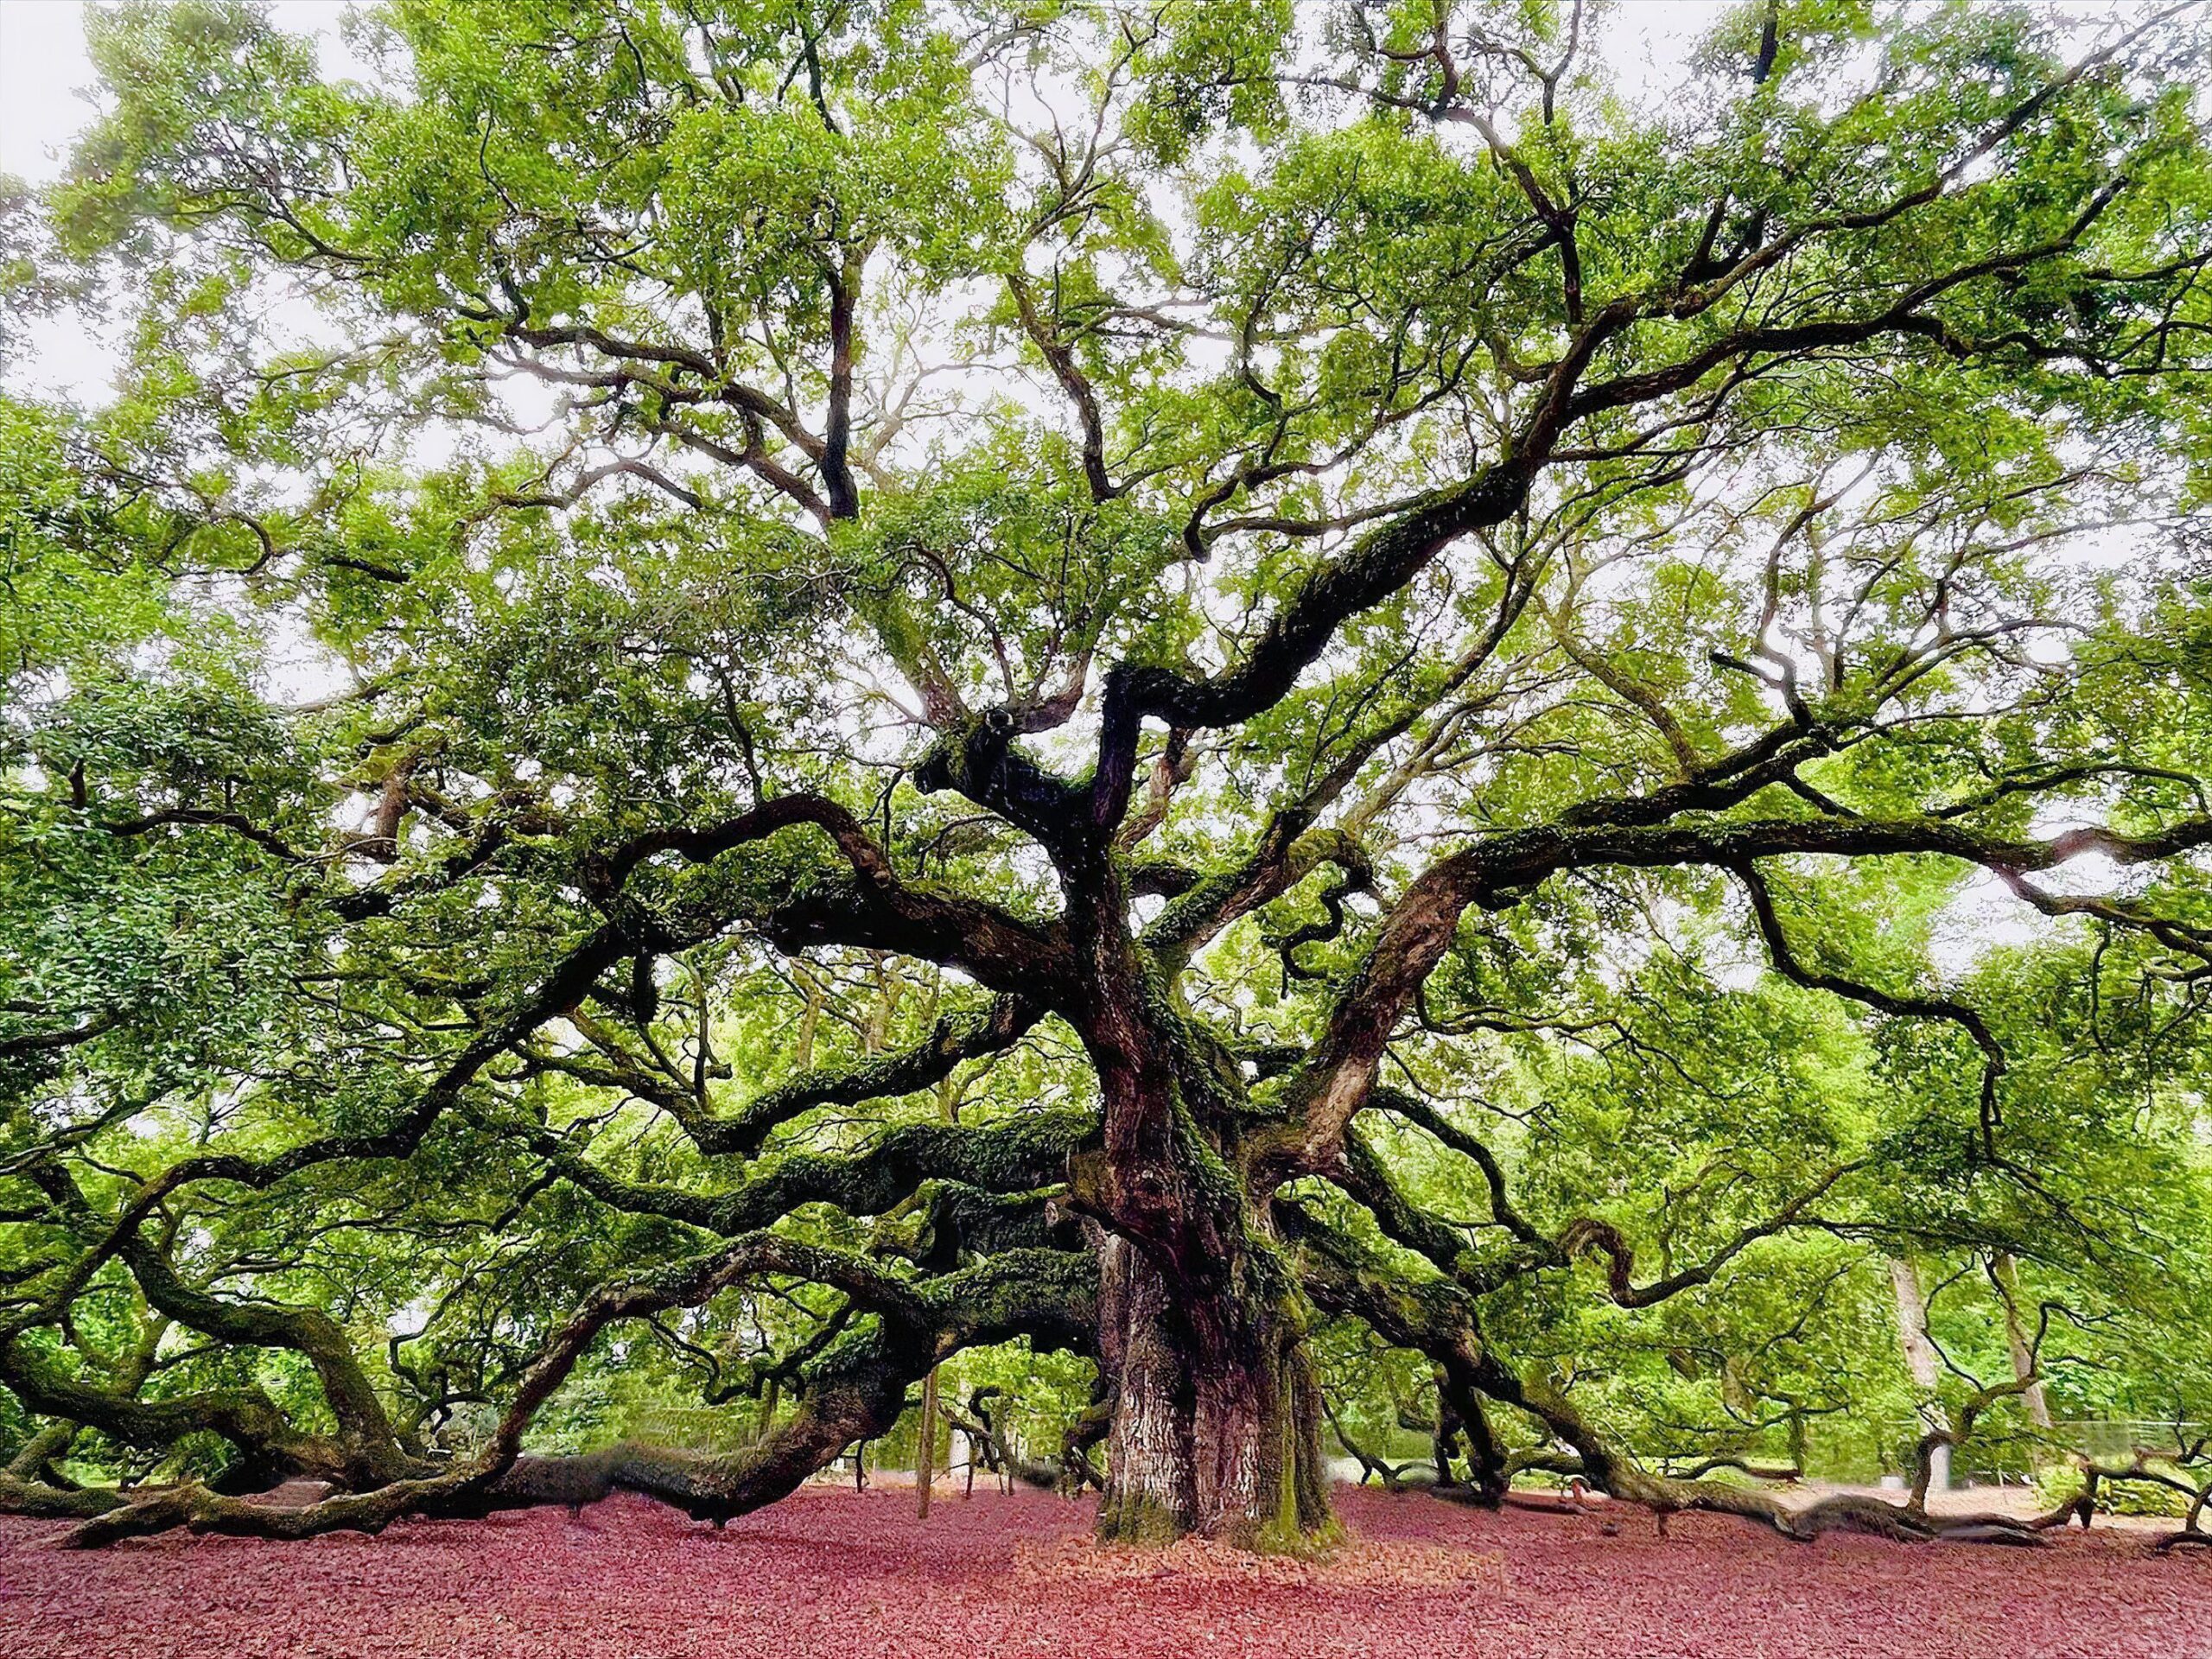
[918,1366,939,1519]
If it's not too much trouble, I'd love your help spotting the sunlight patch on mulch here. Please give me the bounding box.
[1014,1530,1510,1591]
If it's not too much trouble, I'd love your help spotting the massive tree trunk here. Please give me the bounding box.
[1066,906,1335,1549]
[1092,1232,1330,1547]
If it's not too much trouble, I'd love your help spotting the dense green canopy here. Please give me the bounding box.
[3,0,2210,1549]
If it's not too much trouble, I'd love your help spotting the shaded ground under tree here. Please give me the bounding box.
[3,1485,2205,1659]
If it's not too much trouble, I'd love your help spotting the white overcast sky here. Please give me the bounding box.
[0,2,373,185]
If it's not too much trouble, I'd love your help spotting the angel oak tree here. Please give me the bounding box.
[3,0,2212,1550]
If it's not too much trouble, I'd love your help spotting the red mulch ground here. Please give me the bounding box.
[1,1485,2203,1659]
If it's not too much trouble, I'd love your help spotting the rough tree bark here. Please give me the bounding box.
[1090,1230,1330,1546]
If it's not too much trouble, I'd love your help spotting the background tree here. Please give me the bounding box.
[3,0,2210,1549]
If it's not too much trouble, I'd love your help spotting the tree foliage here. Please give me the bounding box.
[3,0,2211,1549]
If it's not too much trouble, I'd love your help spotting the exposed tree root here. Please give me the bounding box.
[0,1476,124,1521]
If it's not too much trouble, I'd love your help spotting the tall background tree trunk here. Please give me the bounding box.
[1989,1253,2053,1432]
[1889,1258,1951,1493]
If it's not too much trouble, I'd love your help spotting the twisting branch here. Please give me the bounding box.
[1730,861,2007,1149]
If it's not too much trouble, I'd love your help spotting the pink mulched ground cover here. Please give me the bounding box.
[1,1484,2202,1659]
